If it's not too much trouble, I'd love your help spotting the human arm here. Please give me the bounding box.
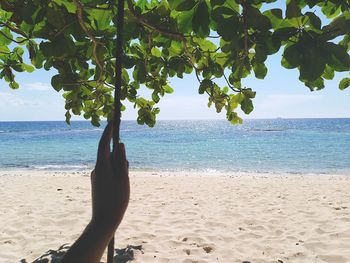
[61,123,130,263]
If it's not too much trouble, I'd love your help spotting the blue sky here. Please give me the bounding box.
[0,1,349,121]
[1,53,349,121]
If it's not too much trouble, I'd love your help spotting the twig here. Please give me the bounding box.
[0,30,27,43]
[223,73,241,92]
[54,20,78,38]
[0,22,28,38]
[197,46,221,54]
[84,4,112,10]
[72,0,104,82]
[126,0,185,41]
[241,1,249,58]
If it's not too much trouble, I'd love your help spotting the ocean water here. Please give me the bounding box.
[0,119,349,174]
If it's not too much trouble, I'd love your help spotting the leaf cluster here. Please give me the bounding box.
[0,0,349,126]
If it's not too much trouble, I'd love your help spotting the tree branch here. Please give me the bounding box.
[72,0,104,82]
[223,73,241,93]
[241,1,249,58]
[126,0,185,41]
[54,20,78,38]
[0,30,27,44]
[0,22,28,38]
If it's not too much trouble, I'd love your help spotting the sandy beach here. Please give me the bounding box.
[0,171,349,263]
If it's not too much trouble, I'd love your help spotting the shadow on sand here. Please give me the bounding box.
[20,244,143,263]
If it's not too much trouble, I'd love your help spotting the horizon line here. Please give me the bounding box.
[1,117,350,122]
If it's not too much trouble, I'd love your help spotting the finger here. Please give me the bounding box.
[116,143,127,161]
[90,170,96,182]
[97,122,113,164]
[113,143,129,176]
[113,143,126,164]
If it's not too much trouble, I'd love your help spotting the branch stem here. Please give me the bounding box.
[73,0,104,82]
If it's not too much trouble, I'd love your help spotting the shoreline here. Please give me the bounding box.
[1,168,350,178]
[1,171,350,262]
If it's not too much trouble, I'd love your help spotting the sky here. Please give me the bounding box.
[0,2,349,121]
[1,54,349,121]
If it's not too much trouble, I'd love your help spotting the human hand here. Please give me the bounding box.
[61,123,130,263]
[91,122,130,233]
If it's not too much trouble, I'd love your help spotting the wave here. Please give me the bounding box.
[1,162,349,175]
[1,163,92,171]
[0,128,103,135]
[249,128,286,132]
[30,164,92,171]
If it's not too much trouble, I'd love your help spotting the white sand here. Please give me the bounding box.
[0,170,350,263]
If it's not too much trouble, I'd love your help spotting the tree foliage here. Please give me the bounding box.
[0,0,349,126]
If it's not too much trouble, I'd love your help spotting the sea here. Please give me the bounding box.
[0,119,349,175]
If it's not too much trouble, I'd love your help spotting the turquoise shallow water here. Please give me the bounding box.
[0,119,349,174]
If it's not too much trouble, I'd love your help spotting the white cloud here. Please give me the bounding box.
[0,92,40,107]
[24,82,51,91]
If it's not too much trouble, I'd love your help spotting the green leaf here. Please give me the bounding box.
[299,48,325,82]
[231,115,243,125]
[175,0,197,11]
[339,78,350,90]
[253,62,268,79]
[177,10,194,33]
[199,79,213,94]
[163,84,174,93]
[22,64,34,73]
[305,12,321,30]
[133,62,147,83]
[247,7,272,31]
[263,8,283,27]
[40,37,76,58]
[212,7,239,40]
[210,0,226,6]
[241,97,254,114]
[0,45,10,53]
[91,9,112,30]
[9,81,19,89]
[121,69,130,85]
[16,37,27,44]
[54,0,77,13]
[240,88,256,114]
[152,92,160,103]
[322,65,334,80]
[339,35,350,51]
[286,0,301,19]
[0,28,13,45]
[274,27,299,42]
[151,47,162,58]
[324,43,350,72]
[305,77,325,91]
[240,89,256,114]
[282,44,301,69]
[3,67,14,82]
[51,74,62,92]
[91,115,100,127]
[214,97,225,113]
[321,1,341,18]
[192,1,210,37]
[46,7,66,28]
[322,13,350,40]
[243,88,256,99]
